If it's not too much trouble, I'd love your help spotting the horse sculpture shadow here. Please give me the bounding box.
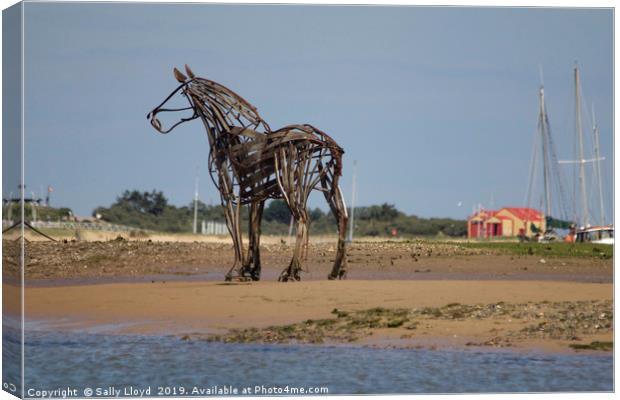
[147,65,348,282]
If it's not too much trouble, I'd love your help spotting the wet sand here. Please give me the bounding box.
[6,279,612,353]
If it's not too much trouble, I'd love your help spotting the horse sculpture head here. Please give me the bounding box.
[147,65,270,137]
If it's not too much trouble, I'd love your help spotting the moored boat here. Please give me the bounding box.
[574,225,614,245]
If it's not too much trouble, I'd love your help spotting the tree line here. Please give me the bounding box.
[89,189,467,237]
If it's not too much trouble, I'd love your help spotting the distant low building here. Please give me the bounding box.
[467,207,545,239]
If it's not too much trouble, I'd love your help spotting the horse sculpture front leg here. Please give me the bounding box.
[222,192,247,282]
[242,200,265,281]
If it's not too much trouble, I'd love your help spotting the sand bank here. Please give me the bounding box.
[5,279,612,352]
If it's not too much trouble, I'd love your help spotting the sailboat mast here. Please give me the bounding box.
[591,105,605,225]
[574,64,589,227]
[539,86,552,218]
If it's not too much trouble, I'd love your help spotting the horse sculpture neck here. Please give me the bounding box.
[185,78,270,142]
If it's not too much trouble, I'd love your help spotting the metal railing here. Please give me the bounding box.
[2,220,145,233]
[3,219,230,235]
[202,220,228,235]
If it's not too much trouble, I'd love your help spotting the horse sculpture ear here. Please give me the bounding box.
[173,67,187,83]
[185,64,196,79]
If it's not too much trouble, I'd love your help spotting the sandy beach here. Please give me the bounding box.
[3,238,613,353]
[6,278,612,353]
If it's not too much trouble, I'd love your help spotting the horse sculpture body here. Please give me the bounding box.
[148,65,348,281]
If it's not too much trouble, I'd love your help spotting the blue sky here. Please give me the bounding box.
[5,3,613,220]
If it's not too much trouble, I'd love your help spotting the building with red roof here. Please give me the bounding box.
[467,207,545,239]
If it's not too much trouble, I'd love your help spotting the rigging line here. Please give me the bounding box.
[538,86,565,220]
[530,140,540,212]
[536,85,569,221]
[545,112,569,220]
[524,117,540,207]
[596,139,607,225]
[577,74,595,145]
[585,157,599,224]
[591,105,606,226]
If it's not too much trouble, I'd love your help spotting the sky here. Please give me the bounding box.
[3,3,614,221]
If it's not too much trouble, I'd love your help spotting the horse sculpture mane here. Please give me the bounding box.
[148,65,348,282]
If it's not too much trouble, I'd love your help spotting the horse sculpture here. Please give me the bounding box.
[147,65,348,282]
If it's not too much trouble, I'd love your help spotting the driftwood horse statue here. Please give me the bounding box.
[147,65,348,282]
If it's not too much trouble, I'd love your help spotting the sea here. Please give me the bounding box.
[2,320,613,397]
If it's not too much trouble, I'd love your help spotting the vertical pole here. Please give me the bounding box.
[31,192,37,223]
[477,203,482,239]
[591,105,605,226]
[575,64,589,227]
[7,197,13,222]
[193,174,199,234]
[539,87,552,218]
[347,160,357,242]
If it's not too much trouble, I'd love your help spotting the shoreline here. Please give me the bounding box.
[5,279,612,354]
[6,268,611,289]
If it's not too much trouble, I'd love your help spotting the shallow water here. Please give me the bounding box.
[2,326,613,397]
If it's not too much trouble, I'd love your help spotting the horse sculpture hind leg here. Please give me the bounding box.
[275,141,310,282]
[320,168,349,279]
[279,169,348,281]
[273,130,348,282]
